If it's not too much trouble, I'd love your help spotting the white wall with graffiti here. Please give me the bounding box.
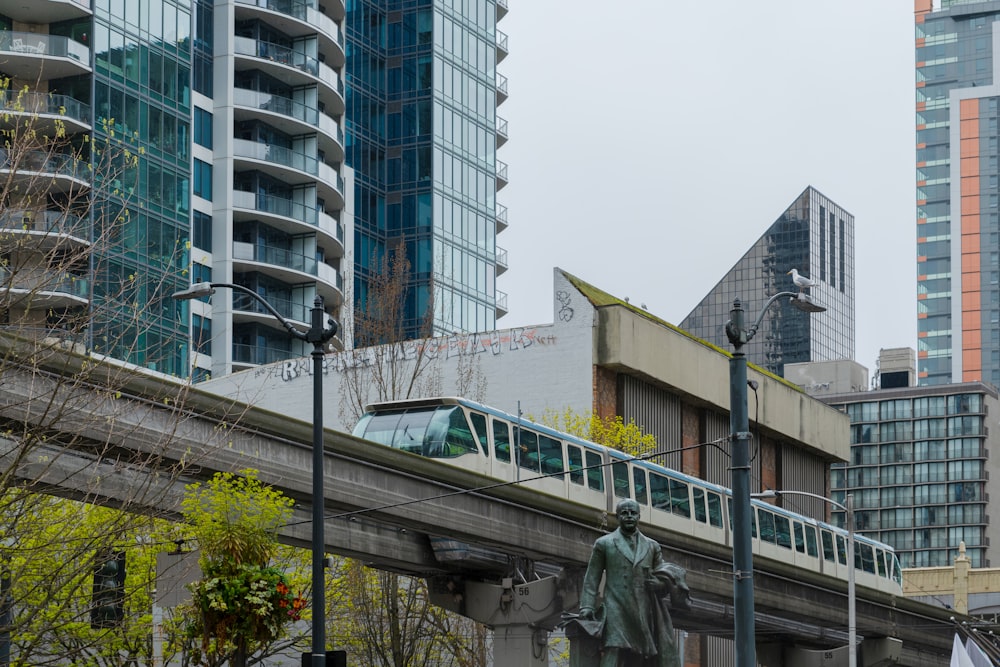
[199,269,599,432]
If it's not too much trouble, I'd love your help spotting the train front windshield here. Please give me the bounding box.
[353,406,481,458]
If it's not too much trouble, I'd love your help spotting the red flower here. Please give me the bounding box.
[276,582,289,595]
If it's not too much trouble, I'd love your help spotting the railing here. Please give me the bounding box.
[496,116,508,139]
[496,159,508,181]
[233,0,343,49]
[0,267,89,299]
[234,37,341,94]
[0,31,89,62]
[233,138,321,175]
[495,246,507,268]
[233,190,321,227]
[233,291,310,322]
[232,241,318,275]
[496,203,508,228]
[0,91,91,126]
[235,87,345,146]
[496,72,508,97]
[232,343,297,365]
[495,289,508,312]
[0,148,86,181]
[0,209,88,238]
[496,30,508,53]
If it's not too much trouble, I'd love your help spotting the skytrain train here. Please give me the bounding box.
[351,396,903,596]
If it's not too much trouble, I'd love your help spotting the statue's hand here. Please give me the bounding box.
[646,577,668,593]
[578,607,595,620]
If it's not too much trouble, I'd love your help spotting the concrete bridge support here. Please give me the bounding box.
[428,574,567,667]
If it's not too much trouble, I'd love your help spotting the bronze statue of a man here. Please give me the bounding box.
[577,498,686,667]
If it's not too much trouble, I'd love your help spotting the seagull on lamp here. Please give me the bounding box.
[787,268,817,292]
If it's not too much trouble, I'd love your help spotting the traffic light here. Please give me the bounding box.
[90,551,125,629]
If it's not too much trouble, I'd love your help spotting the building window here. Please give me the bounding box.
[193,314,212,355]
[193,211,212,251]
[194,107,213,148]
[194,159,212,200]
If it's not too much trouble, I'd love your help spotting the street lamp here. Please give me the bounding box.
[754,490,855,667]
[173,281,338,667]
[724,291,825,667]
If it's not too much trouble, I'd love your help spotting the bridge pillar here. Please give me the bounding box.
[428,574,566,666]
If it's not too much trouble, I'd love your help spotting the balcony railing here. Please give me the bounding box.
[234,0,343,49]
[0,90,91,126]
[232,343,296,365]
[233,190,322,227]
[0,148,86,181]
[234,37,342,93]
[0,209,88,238]
[233,241,318,275]
[496,289,508,312]
[0,267,90,300]
[0,31,89,62]
[233,138,322,176]
[233,290,311,322]
[496,159,508,182]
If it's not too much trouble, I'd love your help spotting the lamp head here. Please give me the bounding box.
[790,293,826,313]
[171,282,216,300]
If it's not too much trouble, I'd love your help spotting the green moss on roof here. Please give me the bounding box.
[559,269,805,393]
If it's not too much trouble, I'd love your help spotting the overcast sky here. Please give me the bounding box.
[495,1,916,376]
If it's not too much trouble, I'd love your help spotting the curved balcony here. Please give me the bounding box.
[495,245,508,276]
[496,0,508,19]
[495,289,508,318]
[232,290,310,327]
[0,90,92,135]
[232,191,344,257]
[233,88,344,162]
[0,268,90,309]
[0,31,90,80]
[232,138,345,207]
[231,241,343,307]
[234,37,344,115]
[234,0,345,68]
[0,209,90,248]
[4,0,91,24]
[0,149,90,193]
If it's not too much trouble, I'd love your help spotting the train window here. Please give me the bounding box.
[469,412,489,455]
[634,468,648,505]
[354,411,404,446]
[707,492,723,528]
[793,523,806,554]
[758,510,775,544]
[669,479,690,518]
[774,515,792,549]
[650,473,670,512]
[875,549,888,577]
[836,534,847,566]
[539,434,564,477]
[518,429,540,473]
[612,461,630,499]
[585,451,604,491]
[821,531,835,562]
[568,445,584,485]
[425,407,479,457]
[804,526,819,557]
[493,420,511,462]
[859,543,875,574]
[692,488,707,523]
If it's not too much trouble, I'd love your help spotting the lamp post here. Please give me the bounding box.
[173,282,338,667]
[724,291,825,667]
[753,490,856,667]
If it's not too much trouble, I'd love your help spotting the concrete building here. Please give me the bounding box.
[905,542,1000,617]
[679,185,855,377]
[798,348,1000,568]
[915,0,1000,386]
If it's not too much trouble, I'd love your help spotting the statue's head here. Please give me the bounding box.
[616,498,640,534]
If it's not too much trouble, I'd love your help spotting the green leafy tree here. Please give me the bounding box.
[538,408,658,458]
[176,470,306,667]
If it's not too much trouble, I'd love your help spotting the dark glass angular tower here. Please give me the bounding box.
[680,186,856,376]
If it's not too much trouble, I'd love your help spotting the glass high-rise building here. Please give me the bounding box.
[345,0,508,341]
[915,0,1000,386]
[826,382,998,568]
[680,186,855,377]
[0,0,506,379]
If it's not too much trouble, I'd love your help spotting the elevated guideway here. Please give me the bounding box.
[0,344,960,666]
